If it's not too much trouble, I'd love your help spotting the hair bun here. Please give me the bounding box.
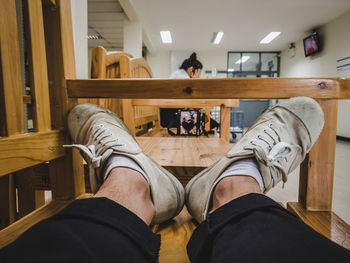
[189,52,197,61]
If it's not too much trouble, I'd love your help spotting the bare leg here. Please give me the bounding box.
[94,167,155,225]
[210,176,262,214]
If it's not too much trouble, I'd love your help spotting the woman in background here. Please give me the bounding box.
[170,52,203,79]
[161,53,219,134]
[161,53,203,130]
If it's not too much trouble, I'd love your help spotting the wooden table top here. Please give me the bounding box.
[136,137,231,167]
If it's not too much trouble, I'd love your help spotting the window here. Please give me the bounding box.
[227,52,280,78]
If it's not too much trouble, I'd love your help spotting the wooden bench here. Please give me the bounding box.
[1,1,350,262]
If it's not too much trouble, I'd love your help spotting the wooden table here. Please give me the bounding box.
[136,137,232,186]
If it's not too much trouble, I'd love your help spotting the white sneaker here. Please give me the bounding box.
[66,103,185,224]
[185,97,325,223]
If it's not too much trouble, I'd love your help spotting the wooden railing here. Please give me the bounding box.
[67,78,349,99]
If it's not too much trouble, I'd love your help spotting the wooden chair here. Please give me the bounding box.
[0,0,86,246]
[90,47,160,135]
[1,1,350,262]
[109,52,239,141]
[68,75,350,254]
[84,46,132,116]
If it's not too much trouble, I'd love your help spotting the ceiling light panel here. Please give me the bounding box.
[212,32,224,45]
[160,31,172,44]
[260,32,281,44]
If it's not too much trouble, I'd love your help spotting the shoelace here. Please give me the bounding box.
[64,124,124,191]
[245,123,301,187]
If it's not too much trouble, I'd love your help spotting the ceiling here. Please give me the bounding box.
[88,0,124,49]
[131,0,350,51]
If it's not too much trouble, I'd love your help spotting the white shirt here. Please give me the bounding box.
[169,69,190,79]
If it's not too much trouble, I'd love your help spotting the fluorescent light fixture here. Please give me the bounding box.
[260,32,281,44]
[88,34,103,40]
[212,31,224,44]
[160,31,172,43]
[235,56,250,64]
[227,68,234,72]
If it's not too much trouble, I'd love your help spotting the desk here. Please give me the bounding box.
[136,137,232,186]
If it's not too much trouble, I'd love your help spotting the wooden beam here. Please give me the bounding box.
[0,0,25,135]
[220,106,231,142]
[299,100,338,211]
[287,202,350,250]
[0,199,72,248]
[122,99,136,135]
[43,0,85,199]
[25,0,51,132]
[66,78,350,99]
[0,130,65,177]
[340,78,350,99]
[132,99,239,108]
[134,114,159,127]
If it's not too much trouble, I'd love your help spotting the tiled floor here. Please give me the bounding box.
[266,140,350,225]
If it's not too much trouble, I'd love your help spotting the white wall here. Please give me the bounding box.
[71,0,88,78]
[281,10,350,137]
[123,18,142,58]
[146,50,171,78]
[196,50,228,78]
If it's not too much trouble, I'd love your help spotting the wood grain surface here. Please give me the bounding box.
[299,100,338,211]
[287,202,350,249]
[25,0,51,132]
[0,130,65,177]
[136,137,231,167]
[132,99,239,108]
[0,0,25,135]
[67,78,350,99]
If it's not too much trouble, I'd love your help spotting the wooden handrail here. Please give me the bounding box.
[132,99,239,108]
[67,78,350,99]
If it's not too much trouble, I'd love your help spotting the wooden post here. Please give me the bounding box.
[0,0,25,136]
[205,107,211,131]
[91,46,107,78]
[120,55,137,134]
[15,168,36,219]
[298,99,338,211]
[24,0,51,132]
[43,0,85,200]
[220,106,231,142]
[122,99,137,135]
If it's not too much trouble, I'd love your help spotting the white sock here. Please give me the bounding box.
[218,158,265,191]
[103,154,150,184]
